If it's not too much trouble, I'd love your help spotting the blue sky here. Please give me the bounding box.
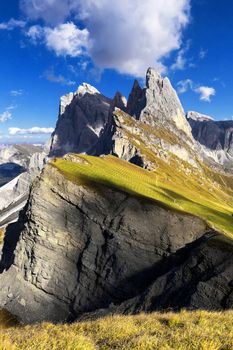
[0,0,233,144]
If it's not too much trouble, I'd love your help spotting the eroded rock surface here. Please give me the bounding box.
[0,164,215,323]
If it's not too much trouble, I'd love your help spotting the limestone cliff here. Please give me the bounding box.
[127,68,193,139]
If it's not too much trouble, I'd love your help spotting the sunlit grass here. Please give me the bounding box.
[52,154,233,238]
[1,309,233,350]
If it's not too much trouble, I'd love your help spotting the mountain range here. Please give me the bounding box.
[0,68,232,324]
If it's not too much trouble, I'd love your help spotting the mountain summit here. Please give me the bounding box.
[49,68,193,159]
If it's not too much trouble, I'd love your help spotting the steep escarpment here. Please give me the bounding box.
[0,162,218,323]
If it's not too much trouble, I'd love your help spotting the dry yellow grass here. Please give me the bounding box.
[52,154,233,238]
[0,227,5,245]
[1,310,233,350]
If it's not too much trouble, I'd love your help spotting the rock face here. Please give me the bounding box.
[127,68,193,139]
[187,111,233,169]
[81,233,233,319]
[49,83,112,157]
[49,68,194,161]
[0,164,232,323]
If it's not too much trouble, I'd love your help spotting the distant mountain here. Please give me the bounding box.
[0,145,46,228]
[0,144,43,187]
[0,68,232,324]
[187,111,233,170]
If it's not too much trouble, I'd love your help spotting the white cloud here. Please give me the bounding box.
[0,111,12,123]
[177,79,193,93]
[20,0,73,25]
[44,67,76,85]
[27,25,44,42]
[8,127,54,135]
[171,41,191,71]
[27,22,90,57]
[10,89,24,96]
[194,86,216,102]
[177,79,216,102]
[45,22,89,57]
[0,18,26,30]
[23,0,191,77]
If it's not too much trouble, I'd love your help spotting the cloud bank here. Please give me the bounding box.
[23,0,191,77]
[8,127,54,135]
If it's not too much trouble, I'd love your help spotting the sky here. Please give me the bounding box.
[0,0,233,144]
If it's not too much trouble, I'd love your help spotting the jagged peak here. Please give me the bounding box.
[146,67,162,89]
[75,83,100,97]
[109,91,127,116]
[132,79,142,90]
[113,91,127,107]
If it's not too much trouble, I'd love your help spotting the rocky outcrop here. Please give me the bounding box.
[0,162,219,323]
[79,233,233,320]
[127,68,193,139]
[0,161,232,324]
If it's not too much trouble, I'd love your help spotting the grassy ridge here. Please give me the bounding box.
[52,154,233,237]
[1,310,233,350]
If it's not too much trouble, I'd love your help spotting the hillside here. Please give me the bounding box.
[1,309,233,350]
[52,152,233,237]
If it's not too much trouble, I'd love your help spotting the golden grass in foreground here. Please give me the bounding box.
[1,310,233,350]
[0,228,5,245]
[52,154,233,238]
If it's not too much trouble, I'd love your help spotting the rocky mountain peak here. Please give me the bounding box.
[126,68,193,139]
[146,67,162,89]
[59,93,74,115]
[75,83,100,98]
[126,79,144,118]
[49,83,112,157]
[187,111,214,122]
[110,91,127,115]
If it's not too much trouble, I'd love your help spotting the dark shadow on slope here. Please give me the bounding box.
[76,232,233,322]
[0,163,25,187]
[0,202,28,273]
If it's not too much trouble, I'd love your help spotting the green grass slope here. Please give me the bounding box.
[52,154,233,237]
